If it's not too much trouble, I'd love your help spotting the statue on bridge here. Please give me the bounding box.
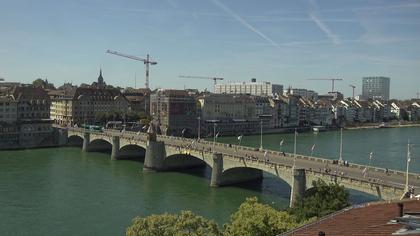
[147,123,157,142]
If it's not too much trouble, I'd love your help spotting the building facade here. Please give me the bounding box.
[0,86,54,149]
[362,76,390,101]
[150,89,197,136]
[50,87,129,126]
[215,79,283,97]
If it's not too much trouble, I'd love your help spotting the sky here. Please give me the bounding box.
[0,0,420,99]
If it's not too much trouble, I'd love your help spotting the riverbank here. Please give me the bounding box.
[345,122,420,130]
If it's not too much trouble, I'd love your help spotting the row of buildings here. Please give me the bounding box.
[0,72,413,145]
[0,71,150,148]
[150,89,420,137]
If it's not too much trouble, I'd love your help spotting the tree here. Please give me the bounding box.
[126,210,222,236]
[223,197,300,236]
[289,179,350,222]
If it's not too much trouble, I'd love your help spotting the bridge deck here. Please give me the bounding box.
[65,127,420,195]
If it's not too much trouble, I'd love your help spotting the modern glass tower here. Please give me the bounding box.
[362,76,390,100]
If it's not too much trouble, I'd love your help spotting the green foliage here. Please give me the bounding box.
[223,197,300,236]
[126,210,222,236]
[126,181,349,235]
[289,179,350,222]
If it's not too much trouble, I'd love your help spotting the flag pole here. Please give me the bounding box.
[405,140,410,193]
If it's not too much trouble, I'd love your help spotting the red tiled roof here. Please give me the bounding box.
[282,199,420,236]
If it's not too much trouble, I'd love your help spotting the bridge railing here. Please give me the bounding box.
[63,127,419,180]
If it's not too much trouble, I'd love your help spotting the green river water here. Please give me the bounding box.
[0,127,419,236]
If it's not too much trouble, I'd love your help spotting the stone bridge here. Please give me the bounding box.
[60,127,420,206]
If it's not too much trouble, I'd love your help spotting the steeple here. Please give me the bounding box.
[98,69,104,84]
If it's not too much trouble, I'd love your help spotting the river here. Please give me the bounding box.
[0,127,419,236]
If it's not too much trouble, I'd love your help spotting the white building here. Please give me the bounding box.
[215,79,283,97]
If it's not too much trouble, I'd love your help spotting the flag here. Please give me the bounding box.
[215,132,219,138]
[311,144,316,152]
[280,139,284,146]
[181,128,186,134]
[237,135,243,141]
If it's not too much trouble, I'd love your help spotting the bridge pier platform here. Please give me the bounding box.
[111,136,120,160]
[210,153,223,187]
[143,140,166,171]
[290,168,306,207]
[82,132,90,152]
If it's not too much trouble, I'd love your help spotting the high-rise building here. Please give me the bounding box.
[362,76,390,100]
[215,79,283,97]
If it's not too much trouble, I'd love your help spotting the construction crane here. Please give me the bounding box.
[307,78,343,92]
[106,49,157,89]
[179,75,224,91]
[349,84,356,99]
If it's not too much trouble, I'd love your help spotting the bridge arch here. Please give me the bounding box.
[119,144,146,160]
[68,135,83,147]
[164,153,209,170]
[220,166,293,187]
[88,138,112,152]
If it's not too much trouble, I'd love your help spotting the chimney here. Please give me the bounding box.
[398,203,404,217]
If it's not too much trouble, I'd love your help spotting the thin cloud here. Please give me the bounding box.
[308,0,341,45]
[210,0,279,48]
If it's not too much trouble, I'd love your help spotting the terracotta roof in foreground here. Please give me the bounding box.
[281,199,420,236]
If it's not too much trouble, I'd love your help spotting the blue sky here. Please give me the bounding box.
[0,0,419,99]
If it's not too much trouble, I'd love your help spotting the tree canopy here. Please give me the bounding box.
[223,197,300,236]
[125,180,350,236]
[126,210,222,236]
[289,179,350,222]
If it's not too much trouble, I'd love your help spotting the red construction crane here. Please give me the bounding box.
[179,75,224,91]
[307,78,343,92]
[106,49,157,89]
[349,84,356,99]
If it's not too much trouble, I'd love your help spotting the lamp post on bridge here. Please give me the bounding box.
[259,114,272,151]
[293,128,297,169]
[197,116,201,140]
[339,128,343,163]
[405,140,411,193]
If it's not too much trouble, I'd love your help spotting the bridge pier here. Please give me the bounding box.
[290,168,306,207]
[210,153,223,187]
[143,140,166,171]
[82,132,90,152]
[111,136,120,160]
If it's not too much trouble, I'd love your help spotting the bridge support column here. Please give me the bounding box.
[290,168,306,207]
[111,136,120,160]
[143,140,166,171]
[210,153,223,187]
[82,132,90,152]
[57,128,68,146]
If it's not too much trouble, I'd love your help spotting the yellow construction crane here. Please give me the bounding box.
[349,84,356,99]
[106,49,157,89]
[307,78,343,92]
[179,75,224,92]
